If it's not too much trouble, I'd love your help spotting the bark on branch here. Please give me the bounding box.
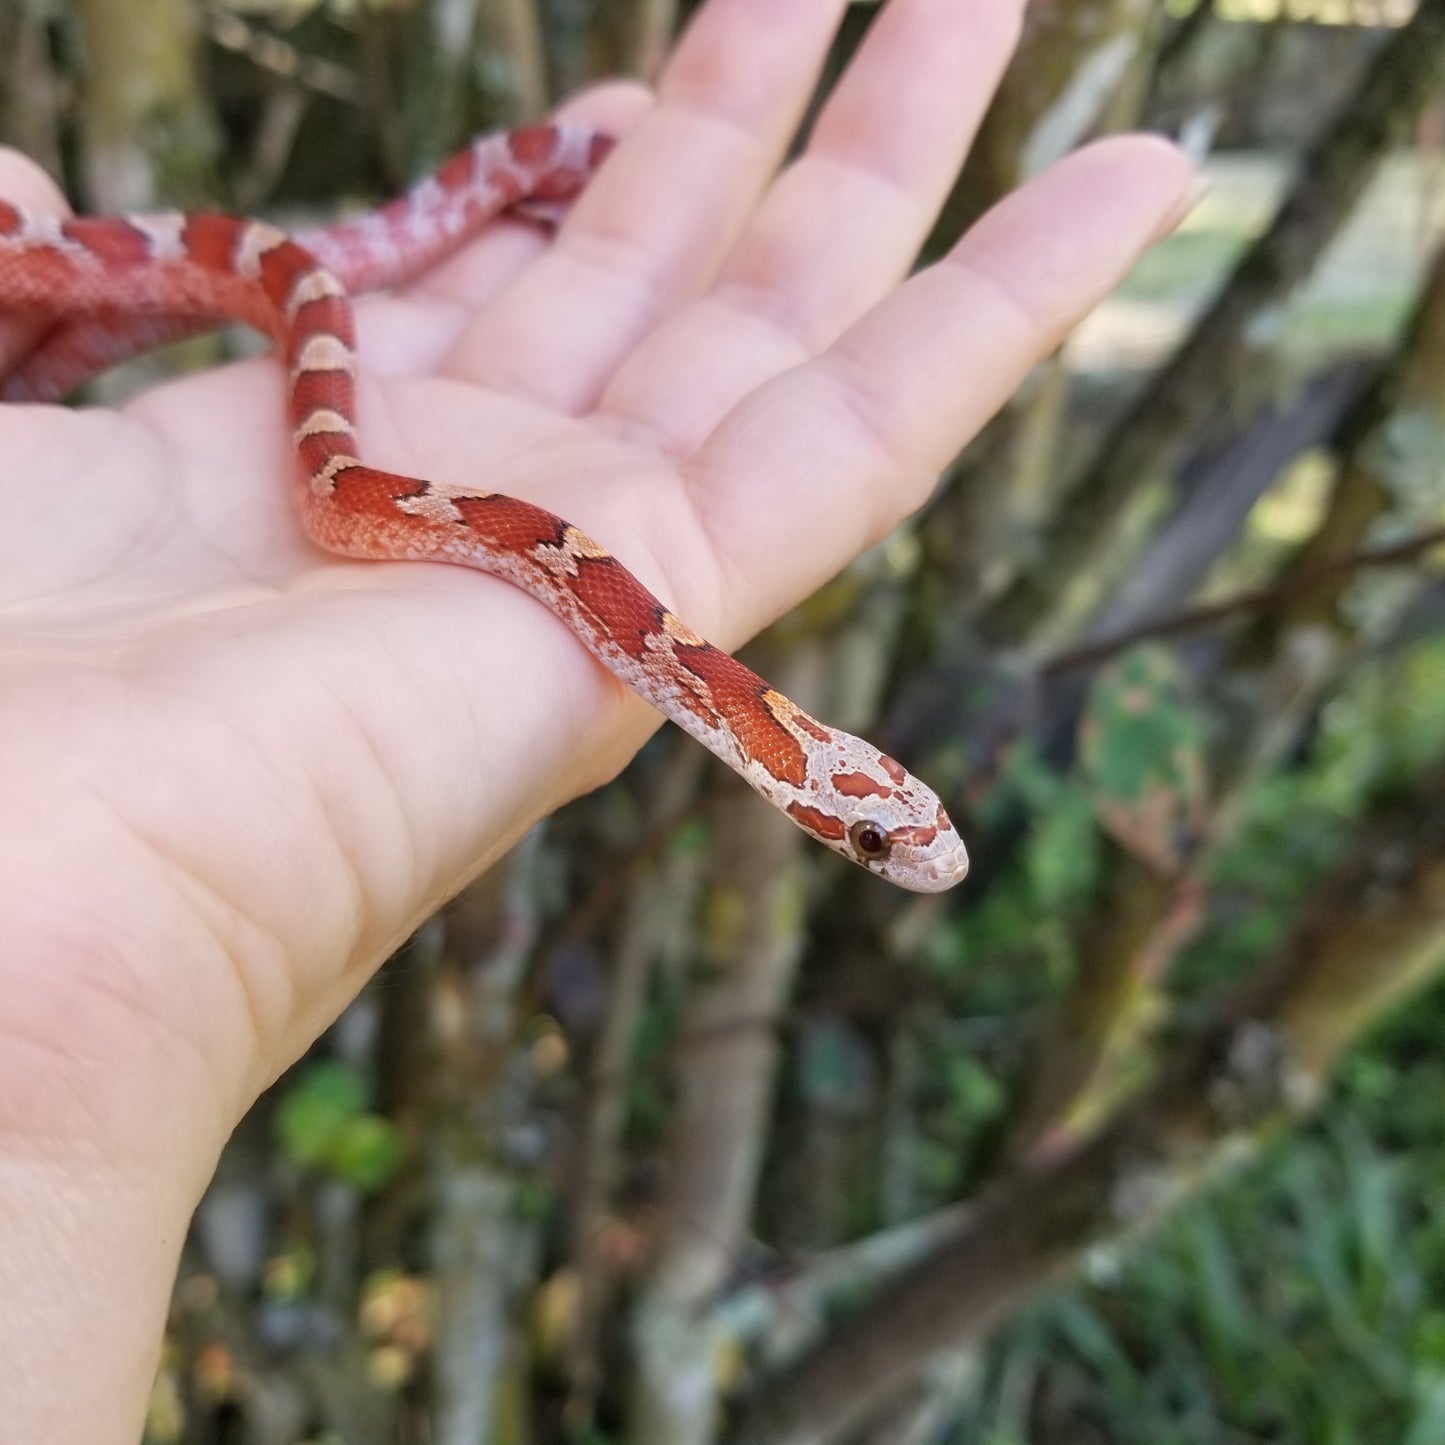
[1042,522,1445,676]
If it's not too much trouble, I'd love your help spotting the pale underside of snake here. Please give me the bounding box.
[0,124,969,892]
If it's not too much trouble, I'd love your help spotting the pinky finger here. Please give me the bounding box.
[688,136,1200,623]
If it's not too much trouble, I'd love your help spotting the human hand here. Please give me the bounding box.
[0,0,1194,1437]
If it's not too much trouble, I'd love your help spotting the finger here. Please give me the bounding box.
[441,0,849,410]
[0,149,73,381]
[689,137,1200,624]
[357,82,658,381]
[409,82,657,316]
[600,0,1027,453]
[0,147,69,217]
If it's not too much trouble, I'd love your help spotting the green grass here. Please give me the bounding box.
[965,1045,1445,1444]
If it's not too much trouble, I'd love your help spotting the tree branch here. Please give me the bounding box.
[1041,523,1445,676]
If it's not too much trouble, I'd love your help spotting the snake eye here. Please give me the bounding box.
[848,820,892,862]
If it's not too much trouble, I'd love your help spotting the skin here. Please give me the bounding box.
[0,0,1197,1437]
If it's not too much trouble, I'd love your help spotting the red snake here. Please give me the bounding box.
[0,124,969,892]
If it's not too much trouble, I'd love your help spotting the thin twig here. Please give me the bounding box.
[207,10,365,104]
[1041,524,1445,676]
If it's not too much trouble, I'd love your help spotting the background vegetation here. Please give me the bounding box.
[2,0,1443,1441]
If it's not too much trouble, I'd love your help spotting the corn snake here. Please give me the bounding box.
[0,124,969,891]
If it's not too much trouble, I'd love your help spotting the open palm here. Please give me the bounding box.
[0,1,1191,1437]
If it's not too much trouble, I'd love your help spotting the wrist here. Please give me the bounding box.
[0,1144,196,1444]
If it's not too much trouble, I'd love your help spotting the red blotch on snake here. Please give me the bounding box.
[831,771,893,801]
[786,801,847,843]
[678,646,809,786]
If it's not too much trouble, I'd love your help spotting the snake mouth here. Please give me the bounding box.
[908,836,971,893]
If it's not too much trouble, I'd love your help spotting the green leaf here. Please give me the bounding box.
[331,1116,403,1194]
[944,1054,1005,1125]
[275,1062,368,1170]
[1025,789,1102,910]
[1080,645,1208,873]
[297,1060,368,1114]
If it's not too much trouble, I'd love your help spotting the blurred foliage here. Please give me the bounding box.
[1080,646,1209,874]
[961,629,1445,1442]
[1178,632,1445,991]
[276,1060,403,1194]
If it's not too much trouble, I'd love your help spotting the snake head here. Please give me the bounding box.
[655,663,968,892]
[776,736,970,893]
[837,795,970,893]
